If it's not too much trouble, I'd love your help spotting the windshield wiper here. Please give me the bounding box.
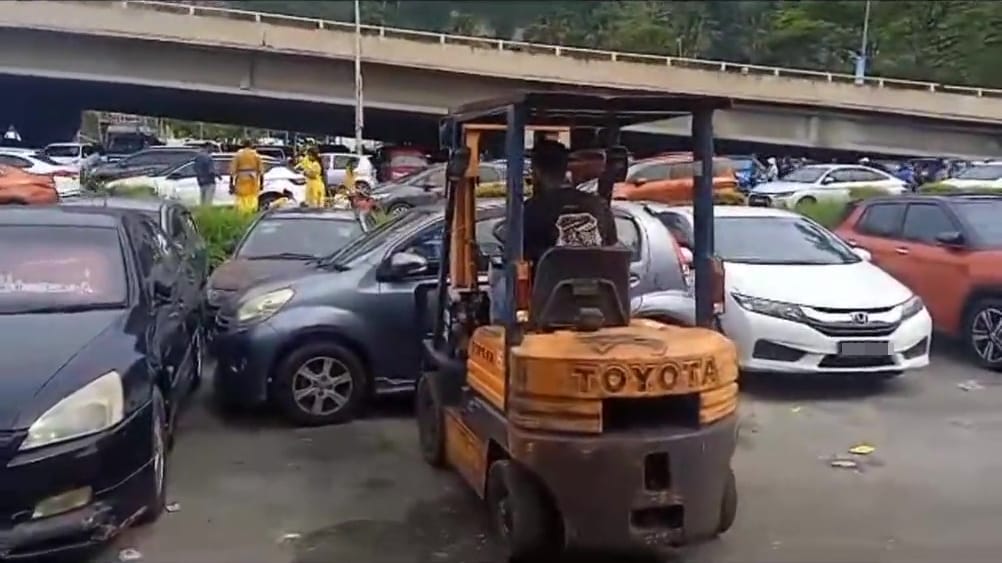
[246,252,318,260]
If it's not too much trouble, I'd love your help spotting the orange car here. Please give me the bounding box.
[835,193,1002,369]
[0,164,59,205]
[610,153,738,204]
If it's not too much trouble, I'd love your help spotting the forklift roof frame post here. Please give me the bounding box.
[438,91,731,413]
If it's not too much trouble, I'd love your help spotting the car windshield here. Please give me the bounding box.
[44,145,80,158]
[716,216,859,265]
[0,225,128,314]
[107,135,146,154]
[779,167,827,183]
[329,209,433,264]
[955,164,1002,181]
[236,217,365,260]
[955,200,1002,246]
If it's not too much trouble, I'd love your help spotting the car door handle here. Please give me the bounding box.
[894,247,909,255]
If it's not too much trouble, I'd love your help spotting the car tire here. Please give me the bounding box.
[136,387,168,526]
[794,196,816,211]
[718,466,738,534]
[386,202,413,217]
[486,460,560,561]
[965,297,1002,370]
[415,375,446,468]
[273,341,367,426]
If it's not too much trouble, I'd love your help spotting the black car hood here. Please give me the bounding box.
[209,258,316,292]
[0,309,127,429]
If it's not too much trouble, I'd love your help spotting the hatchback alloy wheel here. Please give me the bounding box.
[971,306,1002,365]
[291,356,354,417]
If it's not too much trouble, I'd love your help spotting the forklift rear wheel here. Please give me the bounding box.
[718,466,738,534]
[415,375,446,467]
[486,460,559,561]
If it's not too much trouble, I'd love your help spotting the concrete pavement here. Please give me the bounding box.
[93,343,1002,563]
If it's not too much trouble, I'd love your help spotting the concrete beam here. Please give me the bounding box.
[3,0,1002,125]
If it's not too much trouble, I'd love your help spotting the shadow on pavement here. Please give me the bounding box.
[738,370,912,403]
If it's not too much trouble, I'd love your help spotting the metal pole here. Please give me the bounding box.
[692,108,715,328]
[854,0,871,85]
[353,0,364,155]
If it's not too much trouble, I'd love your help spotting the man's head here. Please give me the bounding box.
[241,138,253,149]
[531,140,569,191]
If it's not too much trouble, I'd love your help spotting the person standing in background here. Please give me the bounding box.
[300,146,326,208]
[194,144,218,206]
[229,139,263,214]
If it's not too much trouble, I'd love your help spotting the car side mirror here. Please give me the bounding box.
[166,172,183,180]
[852,247,872,261]
[935,231,965,247]
[381,251,429,279]
[632,177,648,186]
[821,176,836,185]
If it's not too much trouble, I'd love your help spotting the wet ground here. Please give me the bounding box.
[92,341,1002,563]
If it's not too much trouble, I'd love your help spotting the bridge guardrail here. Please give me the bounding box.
[116,0,1002,100]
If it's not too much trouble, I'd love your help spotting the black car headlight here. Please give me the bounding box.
[732,293,807,322]
[20,371,124,451]
[900,295,925,320]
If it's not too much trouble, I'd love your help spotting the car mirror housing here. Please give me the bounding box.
[380,251,429,280]
[851,247,872,261]
[935,230,965,247]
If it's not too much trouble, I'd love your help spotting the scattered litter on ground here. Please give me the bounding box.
[950,418,975,429]
[118,548,143,561]
[790,406,803,413]
[829,458,859,470]
[279,532,302,543]
[165,502,181,513]
[849,443,876,455]
[958,380,984,392]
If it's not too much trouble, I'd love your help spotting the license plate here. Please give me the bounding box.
[837,341,891,356]
[748,196,771,207]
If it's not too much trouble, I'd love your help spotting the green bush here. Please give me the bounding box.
[97,183,159,198]
[918,182,1002,195]
[192,206,255,268]
[796,199,852,228]
[847,186,893,200]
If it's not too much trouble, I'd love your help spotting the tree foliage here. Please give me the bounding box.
[226,0,1002,88]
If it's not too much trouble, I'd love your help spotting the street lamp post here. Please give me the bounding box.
[353,0,364,156]
[854,0,871,85]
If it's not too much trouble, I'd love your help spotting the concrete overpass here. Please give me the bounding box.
[2,0,1002,157]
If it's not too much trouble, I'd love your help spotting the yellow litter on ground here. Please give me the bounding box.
[849,443,876,456]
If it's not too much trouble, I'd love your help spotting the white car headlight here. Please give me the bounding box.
[236,288,294,324]
[900,295,925,320]
[732,293,806,322]
[20,371,124,451]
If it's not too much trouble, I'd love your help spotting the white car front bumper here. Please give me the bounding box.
[723,306,932,375]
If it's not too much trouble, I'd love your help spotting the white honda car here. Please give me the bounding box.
[649,205,931,378]
[107,153,307,206]
[749,164,906,209]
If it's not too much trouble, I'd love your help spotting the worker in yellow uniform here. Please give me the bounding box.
[299,146,325,208]
[229,139,264,214]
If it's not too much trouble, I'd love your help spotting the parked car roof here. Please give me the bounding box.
[0,205,121,227]
[261,207,363,220]
[62,195,167,213]
[645,203,798,219]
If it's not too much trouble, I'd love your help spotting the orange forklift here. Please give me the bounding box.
[415,92,739,559]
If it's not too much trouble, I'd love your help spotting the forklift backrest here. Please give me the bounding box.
[529,246,631,332]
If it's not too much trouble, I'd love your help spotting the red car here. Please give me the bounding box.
[378,147,428,182]
[0,165,59,205]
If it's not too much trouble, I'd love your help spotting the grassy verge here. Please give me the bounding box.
[192,206,255,268]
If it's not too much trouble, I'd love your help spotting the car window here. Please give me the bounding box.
[901,204,956,244]
[479,165,504,184]
[856,203,905,238]
[399,225,444,272]
[851,168,888,182]
[955,200,1002,247]
[237,217,365,259]
[0,154,31,168]
[82,145,98,157]
[716,216,859,265]
[0,225,128,313]
[628,162,670,183]
[955,164,1002,181]
[333,155,357,169]
[170,162,196,178]
[781,167,827,183]
[826,169,855,183]
[44,145,80,158]
[615,216,642,261]
[653,212,694,249]
[122,152,160,166]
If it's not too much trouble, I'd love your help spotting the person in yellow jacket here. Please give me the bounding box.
[299,146,325,208]
[229,139,264,214]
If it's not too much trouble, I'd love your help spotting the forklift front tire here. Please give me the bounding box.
[416,375,446,468]
[718,466,738,534]
[486,460,560,561]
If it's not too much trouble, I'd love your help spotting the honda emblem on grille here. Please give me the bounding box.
[851,312,869,324]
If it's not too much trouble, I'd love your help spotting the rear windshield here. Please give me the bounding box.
[955,164,1002,181]
[0,226,128,313]
[955,200,1002,246]
[389,154,427,168]
[237,217,365,259]
[44,145,81,158]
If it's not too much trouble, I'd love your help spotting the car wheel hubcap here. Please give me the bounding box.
[292,356,353,416]
[972,307,1002,364]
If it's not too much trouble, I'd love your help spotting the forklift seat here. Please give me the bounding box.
[529,246,631,332]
